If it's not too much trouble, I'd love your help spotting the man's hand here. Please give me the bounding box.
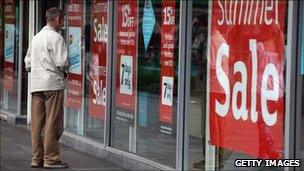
[26,67,31,73]
[63,71,67,78]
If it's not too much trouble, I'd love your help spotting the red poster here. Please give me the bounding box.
[88,0,108,119]
[4,0,15,92]
[159,1,175,134]
[209,1,286,158]
[65,0,83,110]
[115,0,138,124]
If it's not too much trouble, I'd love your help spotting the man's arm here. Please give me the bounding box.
[53,36,70,73]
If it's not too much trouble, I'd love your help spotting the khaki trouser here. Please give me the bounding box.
[31,90,64,165]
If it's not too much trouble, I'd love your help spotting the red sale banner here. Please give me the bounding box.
[88,0,108,119]
[4,0,15,92]
[115,0,138,125]
[209,1,286,158]
[159,1,175,135]
[65,0,83,110]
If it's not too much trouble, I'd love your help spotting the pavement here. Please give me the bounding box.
[0,120,127,171]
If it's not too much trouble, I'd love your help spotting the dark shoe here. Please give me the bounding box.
[31,161,44,168]
[193,159,204,169]
[43,160,68,169]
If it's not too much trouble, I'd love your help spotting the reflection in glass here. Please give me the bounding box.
[189,1,208,170]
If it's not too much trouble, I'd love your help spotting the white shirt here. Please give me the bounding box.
[24,25,69,93]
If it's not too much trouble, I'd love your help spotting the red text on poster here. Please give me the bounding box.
[209,0,286,158]
[159,1,175,134]
[65,0,83,110]
[89,0,108,119]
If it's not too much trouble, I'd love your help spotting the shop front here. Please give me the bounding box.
[0,0,303,170]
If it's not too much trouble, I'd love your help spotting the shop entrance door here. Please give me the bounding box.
[36,0,60,31]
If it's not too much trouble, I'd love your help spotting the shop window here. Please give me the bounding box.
[0,1,4,107]
[1,0,20,115]
[111,0,180,167]
[64,0,107,143]
[189,1,289,170]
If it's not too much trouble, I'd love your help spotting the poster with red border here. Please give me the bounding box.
[4,0,15,92]
[159,1,176,135]
[88,0,108,119]
[209,0,286,158]
[65,0,83,110]
[115,0,138,125]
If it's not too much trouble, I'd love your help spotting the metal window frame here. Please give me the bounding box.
[177,0,190,170]
[183,1,216,170]
[105,0,115,147]
[16,0,24,117]
[285,1,299,167]
[26,0,36,124]
[295,0,304,168]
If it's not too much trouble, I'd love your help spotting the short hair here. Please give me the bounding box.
[45,7,63,22]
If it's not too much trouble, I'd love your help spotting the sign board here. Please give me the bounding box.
[66,0,83,110]
[159,0,176,135]
[209,1,286,158]
[115,0,138,125]
[88,0,108,119]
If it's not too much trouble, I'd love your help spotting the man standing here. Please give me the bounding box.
[24,7,69,169]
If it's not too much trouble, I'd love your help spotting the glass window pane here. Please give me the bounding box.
[300,2,304,169]
[83,0,107,142]
[111,0,179,167]
[64,0,107,143]
[0,1,4,108]
[1,0,20,115]
[64,0,85,134]
[189,1,289,170]
[188,0,208,170]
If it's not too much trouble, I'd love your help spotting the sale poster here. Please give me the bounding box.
[69,27,81,74]
[209,1,286,158]
[115,0,138,125]
[159,0,175,135]
[88,0,108,119]
[4,0,15,92]
[65,0,83,110]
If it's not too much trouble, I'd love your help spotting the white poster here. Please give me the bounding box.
[4,24,14,63]
[119,55,133,95]
[68,26,81,74]
[161,76,173,106]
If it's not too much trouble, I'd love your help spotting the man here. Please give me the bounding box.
[24,7,69,169]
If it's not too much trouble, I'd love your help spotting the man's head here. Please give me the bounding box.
[46,7,64,31]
